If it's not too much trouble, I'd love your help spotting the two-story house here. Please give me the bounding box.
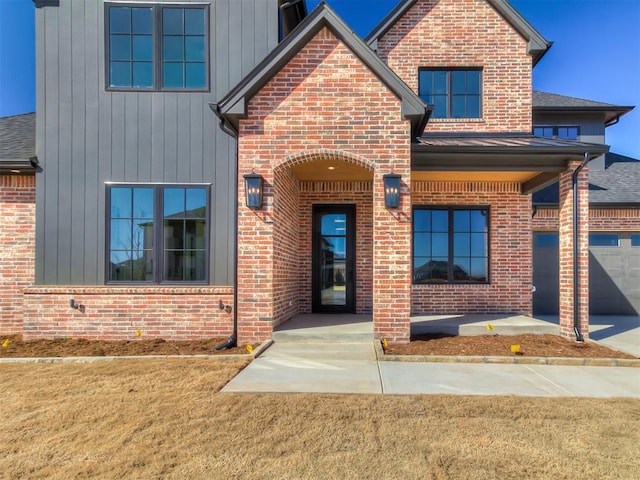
[1,0,636,346]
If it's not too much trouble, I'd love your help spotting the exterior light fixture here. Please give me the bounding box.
[383,173,401,208]
[244,172,263,209]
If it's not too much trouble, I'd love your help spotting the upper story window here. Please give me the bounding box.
[413,207,489,284]
[418,69,482,119]
[106,4,208,91]
[533,126,579,140]
[107,184,209,283]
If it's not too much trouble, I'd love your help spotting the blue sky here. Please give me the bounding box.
[1,0,638,158]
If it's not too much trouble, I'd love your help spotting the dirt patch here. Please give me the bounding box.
[384,333,637,359]
[0,335,249,357]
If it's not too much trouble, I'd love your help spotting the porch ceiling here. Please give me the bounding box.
[412,171,538,182]
[291,159,373,181]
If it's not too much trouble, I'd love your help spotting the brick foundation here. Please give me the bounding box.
[411,181,532,316]
[22,286,234,340]
[0,175,36,334]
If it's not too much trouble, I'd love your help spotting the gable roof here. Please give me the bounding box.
[533,152,640,206]
[0,113,38,173]
[365,0,551,66]
[213,2,430,137]
[533,91,634,126]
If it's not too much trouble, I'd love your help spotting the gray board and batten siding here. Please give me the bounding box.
[35,0,280,285]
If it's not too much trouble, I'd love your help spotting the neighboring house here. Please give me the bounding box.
[0,0,637,344]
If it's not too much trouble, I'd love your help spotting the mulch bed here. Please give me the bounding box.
[0,335,249,357]
[384,333,637,359]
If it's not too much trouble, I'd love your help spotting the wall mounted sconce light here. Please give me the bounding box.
[69,299,79,309]
[383,173,401,208]
[244,172,264,209]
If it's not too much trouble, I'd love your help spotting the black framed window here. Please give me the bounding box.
[589,233,619,247]
[418,69,482,118]
[533,126,579,140]
[413,207,489,284]
[632,234,640,247]
[106,3,208,90]
[107,185,209,283]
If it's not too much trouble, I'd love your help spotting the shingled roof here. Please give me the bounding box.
[0,113,37,173]
[533,91,633,126]
[533,152,640,206]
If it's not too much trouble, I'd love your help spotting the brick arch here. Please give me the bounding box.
[275,149,377,173]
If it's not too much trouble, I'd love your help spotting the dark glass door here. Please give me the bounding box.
[312,205,355,313]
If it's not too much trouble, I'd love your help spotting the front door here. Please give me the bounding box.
[312,205,355,313]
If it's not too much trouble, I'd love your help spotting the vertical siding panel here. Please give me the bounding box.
[43,6,60,284]
[138,94,152,181]
[189,95,204,182]
[254,0,268,63]
[267,0,279,49]
[241,0,255,76]
[176,93,191,183]
[124,94,139,181]
[70,0,86,283]
[150,95,165,182]
[163,95,178,181]
[110,94,125,180]
[34,7,46,284]
[83,0,100,282]
[57,0,73,283]
[228,0,242,86]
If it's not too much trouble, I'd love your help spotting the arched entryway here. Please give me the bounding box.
[272,149,375,328]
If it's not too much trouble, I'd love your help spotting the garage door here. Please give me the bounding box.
[533,232,640,315]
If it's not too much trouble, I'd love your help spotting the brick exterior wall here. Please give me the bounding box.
[376,0,532,133]
[411,181,532,315]
[0,175,36,334]
[236,27,412,344]
[22,286,234,340]
[558,162,589,338]
[533,207,640,231]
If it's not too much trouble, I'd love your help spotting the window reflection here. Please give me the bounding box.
[413,207,489,283]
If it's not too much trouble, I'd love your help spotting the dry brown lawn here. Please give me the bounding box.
[1,359,639,480]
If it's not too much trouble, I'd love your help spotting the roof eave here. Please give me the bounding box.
[412,144,610,156]
[534,105,634,125]
[0,157,39,174]
[488,0,551,66]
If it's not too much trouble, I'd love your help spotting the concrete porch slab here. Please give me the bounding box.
[273,314,373,343]
[411,314,559,336]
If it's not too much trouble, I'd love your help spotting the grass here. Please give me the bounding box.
[1,359,639,479]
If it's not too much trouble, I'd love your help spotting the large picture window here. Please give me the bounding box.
[413,207,489,284]
[107,185,209,283]
[106,3,208,90]
[418,69,482,119]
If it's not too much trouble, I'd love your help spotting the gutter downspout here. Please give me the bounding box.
[210,104,239,350]
[571,152,592,342]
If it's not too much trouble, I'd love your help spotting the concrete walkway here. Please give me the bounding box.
[222,314,640,397]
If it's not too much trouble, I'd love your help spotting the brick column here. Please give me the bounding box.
[373,170,412,343]
[235,165,275,345]
[0,174,35,335]
[558,160,589,339]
